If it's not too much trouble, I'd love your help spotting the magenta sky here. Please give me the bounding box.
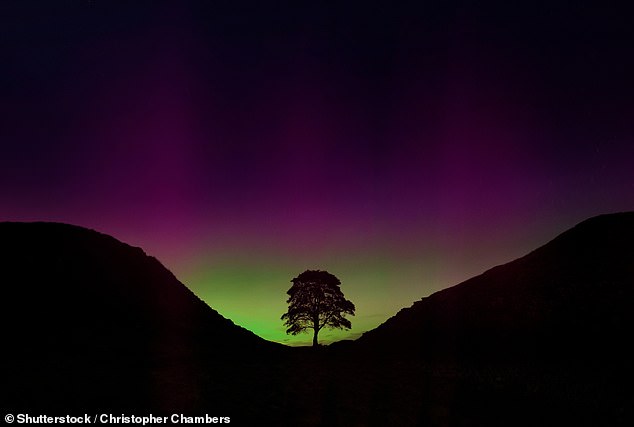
[2,2,633,344]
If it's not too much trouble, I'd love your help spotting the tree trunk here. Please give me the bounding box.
[312,327,318,347]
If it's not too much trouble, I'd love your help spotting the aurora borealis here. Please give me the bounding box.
[2,2,633,345]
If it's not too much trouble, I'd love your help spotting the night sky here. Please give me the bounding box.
[2,1,633,345]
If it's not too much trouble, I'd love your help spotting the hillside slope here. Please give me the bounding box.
[0,222,280,413]
[359,212,634,362]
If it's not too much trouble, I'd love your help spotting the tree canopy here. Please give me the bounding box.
[281,270,355,346]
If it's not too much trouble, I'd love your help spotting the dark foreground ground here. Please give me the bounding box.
[248,346,632,427]
[7,344,630,427]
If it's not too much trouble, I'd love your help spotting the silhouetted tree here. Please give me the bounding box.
[281,270,355,346]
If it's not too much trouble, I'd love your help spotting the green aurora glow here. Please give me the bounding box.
[175,233,550,346]
[182,254,428,345]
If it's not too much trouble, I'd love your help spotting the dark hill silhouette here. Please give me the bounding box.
[1,222,281,415]
[331,212,634,426]
[3,214,634,426]
[358,212,634,363]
